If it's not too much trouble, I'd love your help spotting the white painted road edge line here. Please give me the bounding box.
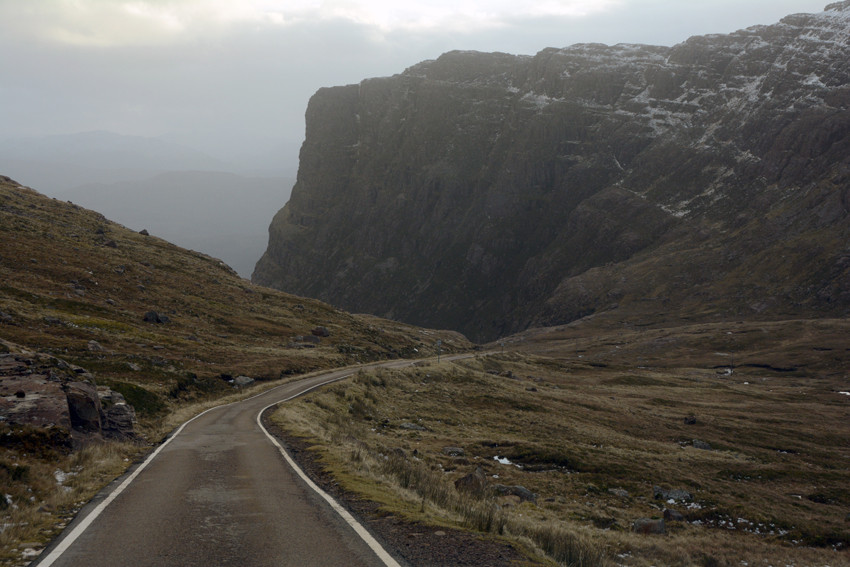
[35,358,442,566]
[256,375,403,567]
[35,400,223,567]
[35,373,343,567]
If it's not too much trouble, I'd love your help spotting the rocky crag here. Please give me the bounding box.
[254,2,850,342]
[0,345,138,452]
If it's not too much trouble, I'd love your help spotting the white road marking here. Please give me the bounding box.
[35,402,221,567]
[256,374,404,567]
[35,372,353,567]
[35,356,466,566]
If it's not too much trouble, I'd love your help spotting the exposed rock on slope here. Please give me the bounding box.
[0,349,138,449]
[254,2,850,342]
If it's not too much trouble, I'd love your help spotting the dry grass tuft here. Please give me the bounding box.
[0,440,141,565]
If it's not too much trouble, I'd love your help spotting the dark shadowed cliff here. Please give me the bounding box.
[254,2,850,342]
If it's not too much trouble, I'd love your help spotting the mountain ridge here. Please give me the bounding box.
[254,2,850,342]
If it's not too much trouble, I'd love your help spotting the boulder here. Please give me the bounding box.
[492,484,536,503]
[653,485,693,502]
[442,446,465,457]
[2,354,138,445]
[664,508,686,522]
[693,439,712,450]
[608,488,629,499]
[233,376,255,388]
[64,381,102,432]
[102,403,137,439]
[0,375,71,431]
[311,326,330,337]
[98,387,126,407]
[143,311,170,324]
[454,466,488,497]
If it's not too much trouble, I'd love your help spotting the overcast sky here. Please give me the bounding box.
[0,0,832,168]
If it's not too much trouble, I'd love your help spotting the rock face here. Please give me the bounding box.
[0,352,138,446]
[65,381,102,432]
[254,3,850,342]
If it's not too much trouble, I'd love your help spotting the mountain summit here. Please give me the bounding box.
[254,2,850,342]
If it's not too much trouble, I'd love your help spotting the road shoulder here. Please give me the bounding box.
[261,410,537,567]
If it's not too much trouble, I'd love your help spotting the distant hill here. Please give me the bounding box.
[56,171,294,278]
[254,2,850,342]
[0,131,226,192]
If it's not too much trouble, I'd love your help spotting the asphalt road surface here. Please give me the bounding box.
[33,360,445,567]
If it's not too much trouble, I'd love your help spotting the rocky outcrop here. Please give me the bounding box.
[254,3,850,341]
[98,388,138,439]
[0,352,138,447]
[65,381,102,432]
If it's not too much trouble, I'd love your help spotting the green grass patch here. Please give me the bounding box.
[104,381,167,417]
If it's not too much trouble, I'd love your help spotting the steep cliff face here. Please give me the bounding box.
[254,2,850,342]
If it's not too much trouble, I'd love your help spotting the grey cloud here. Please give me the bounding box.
[0,0,831,161]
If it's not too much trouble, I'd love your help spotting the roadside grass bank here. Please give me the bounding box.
[272,353,849,566]
[0,438,142,566]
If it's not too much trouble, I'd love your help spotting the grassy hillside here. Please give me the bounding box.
[0,175,468,564]
[274,319,850,566]
[0,175,467,402]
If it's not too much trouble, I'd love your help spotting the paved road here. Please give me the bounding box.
[33,359,450,567]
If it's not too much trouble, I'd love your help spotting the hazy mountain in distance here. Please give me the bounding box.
[156,132,301,178]
[0,131,227,193]
[63,171,294,278]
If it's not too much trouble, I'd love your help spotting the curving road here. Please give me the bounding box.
[33,359,455,567]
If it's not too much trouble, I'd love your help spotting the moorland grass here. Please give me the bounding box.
[274,350,849,566]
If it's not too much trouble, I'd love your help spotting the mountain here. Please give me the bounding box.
[0,131,299,277]
[59,171,295,278]
[253,2,850,342]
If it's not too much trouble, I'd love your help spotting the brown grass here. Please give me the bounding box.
[274,346,849,566]
[0,439,142,565]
